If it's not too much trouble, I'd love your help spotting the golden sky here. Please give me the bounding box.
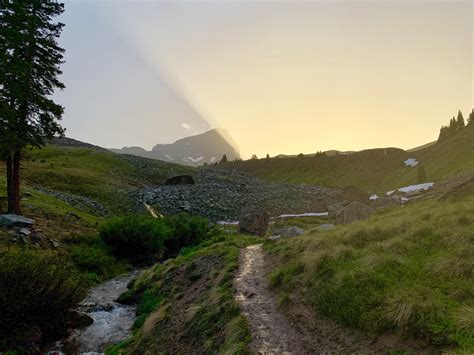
[61,1,472,158]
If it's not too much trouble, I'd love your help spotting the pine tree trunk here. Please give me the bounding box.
[6,153,14,213]
[11,149,21,215]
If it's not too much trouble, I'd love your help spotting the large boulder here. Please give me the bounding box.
[335,202,374,225]
[342,185,370,203]
[239,208,269,237]
[164,175,195,186]
[0,214,35,228]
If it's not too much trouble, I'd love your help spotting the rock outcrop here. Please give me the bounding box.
[335,202,374,225]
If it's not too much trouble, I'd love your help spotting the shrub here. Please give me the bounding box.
[164,213,214,258]
[100,214,171,262]
[0,249,85,350]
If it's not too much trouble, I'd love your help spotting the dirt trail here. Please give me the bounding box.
[234,245,434,355]
[234,244,308,354]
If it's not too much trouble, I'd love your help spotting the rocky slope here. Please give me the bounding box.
[135,168,342,221]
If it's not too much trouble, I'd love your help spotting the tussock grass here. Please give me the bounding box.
[266,196,474,351]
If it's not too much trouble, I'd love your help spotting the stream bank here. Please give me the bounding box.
[45,271,138,354]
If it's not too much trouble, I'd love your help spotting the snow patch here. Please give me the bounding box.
[187,156,204,163]
[277,212,329,218]
[369,194,379,200]
[210,157,217,163]
[404,158,419,167]
[216,221,239,226]
[164,154,173,161]
[397,182,434,193]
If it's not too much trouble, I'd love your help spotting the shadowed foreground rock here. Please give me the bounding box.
[335,202,374,225]
[0,214,35,228]
[239,209,269,236]
[164,175,195,186]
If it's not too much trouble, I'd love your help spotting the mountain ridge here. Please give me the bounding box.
[110,128,240,166]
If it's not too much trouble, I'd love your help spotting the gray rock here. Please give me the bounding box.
[267,235,282,241]
[273,226,305,238]
[19,228,31,236]
[335,202,374,225]
[319,224,335,230]
[0,214,35,228]
[239,208,270,237]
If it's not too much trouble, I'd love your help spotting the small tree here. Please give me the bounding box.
[251,154,258,160]
[297,153,304,158]
[266,153,270,159]
[220,154,228,163]
[468,109,474,126]
[0,2,66,214]
[417,163,427,184]
[457,110,465,129]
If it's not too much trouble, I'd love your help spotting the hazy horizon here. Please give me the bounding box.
[58,0,473,158]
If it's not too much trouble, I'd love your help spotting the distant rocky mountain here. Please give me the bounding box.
[110,129,240,166]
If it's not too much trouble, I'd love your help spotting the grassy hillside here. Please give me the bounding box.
[0,144,193,214]
[109,234,257,355]
[266,196,474,352]
[220,124,474,192]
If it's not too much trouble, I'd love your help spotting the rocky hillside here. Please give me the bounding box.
[136,168,341,221]
[111,129,240,166]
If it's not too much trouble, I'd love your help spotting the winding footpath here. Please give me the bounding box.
[234,244,308,354]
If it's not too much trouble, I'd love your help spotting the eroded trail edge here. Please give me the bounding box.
[234,244,307,354]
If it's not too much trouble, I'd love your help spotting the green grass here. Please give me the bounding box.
[14,145,193,213]
[265,196,474,352]
[113,233,258,355]
[221,124,474,192]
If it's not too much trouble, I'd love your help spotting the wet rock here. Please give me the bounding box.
[239,208,270,237]
[0,214,35,228]
[335,202,374,225]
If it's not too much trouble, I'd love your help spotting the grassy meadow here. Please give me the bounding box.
[266,196,474,352]
[221,124,474,192]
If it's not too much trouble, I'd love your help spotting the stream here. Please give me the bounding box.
[45,271,138,354]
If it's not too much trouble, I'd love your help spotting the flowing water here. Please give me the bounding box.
[46,272,138,354]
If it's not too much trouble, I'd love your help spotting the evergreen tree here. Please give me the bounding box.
[468,109,474,126]
[0,1,66,214]
[220,154,228,163]
[456,110,465,129]
[266,153,270,159]
[437,126,449,142]
[251,154,258,160]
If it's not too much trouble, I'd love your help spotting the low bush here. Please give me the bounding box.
[99,214,171,262]
[164,213,215,258]
[0,249,86,351]
[100,213,216,263]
